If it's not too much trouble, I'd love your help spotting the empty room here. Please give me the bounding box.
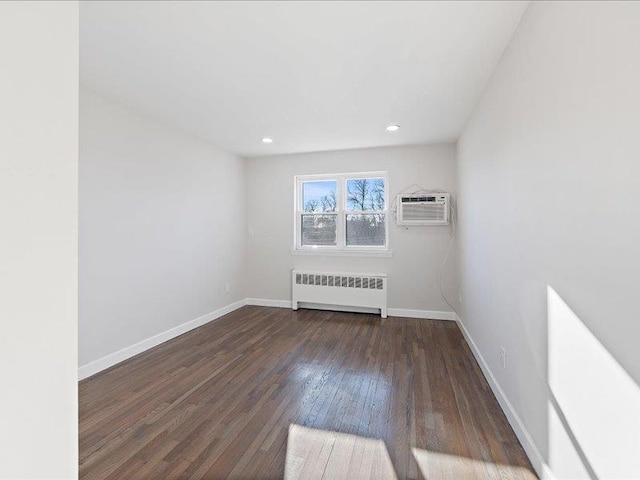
[2,1,639,479]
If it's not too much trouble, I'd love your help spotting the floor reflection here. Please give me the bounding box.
[412,448,535,480]
[285,424,397,480]
[284,424,537,480]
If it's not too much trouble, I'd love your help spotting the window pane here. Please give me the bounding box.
[302,181,337,212]
[346,214,386,246]
[346,178,385,211]
[301,214,337,246]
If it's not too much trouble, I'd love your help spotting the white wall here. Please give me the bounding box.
[245,144,457,314]
[79,89,246,369]
[0,2,78,478]
[457,2,640,478]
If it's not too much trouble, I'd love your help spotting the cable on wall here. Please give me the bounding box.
[394,184,458,315]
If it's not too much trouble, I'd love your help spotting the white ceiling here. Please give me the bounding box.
[80,1,528,158]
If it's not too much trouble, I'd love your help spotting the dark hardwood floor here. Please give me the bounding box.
[79,306,537,480]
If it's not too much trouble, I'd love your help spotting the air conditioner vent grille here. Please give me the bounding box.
[402,203,445,220]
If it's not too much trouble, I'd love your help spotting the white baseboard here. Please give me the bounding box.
[455,314,555,480]
[78,299,246,381]
[246,298,292,308]
[388,308,456,321]
[246,298,455,321]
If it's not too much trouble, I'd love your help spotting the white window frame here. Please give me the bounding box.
[293,171,389,255]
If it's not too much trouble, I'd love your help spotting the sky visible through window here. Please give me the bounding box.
[302,181,337,212]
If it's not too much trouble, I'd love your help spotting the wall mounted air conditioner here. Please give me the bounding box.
[396,193,450,226]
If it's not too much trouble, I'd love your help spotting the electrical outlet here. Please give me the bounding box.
[500,347,506,369]
[248,227,255,237]
[225,283,230,294]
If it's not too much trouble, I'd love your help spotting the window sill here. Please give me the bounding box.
[290,249,393,258]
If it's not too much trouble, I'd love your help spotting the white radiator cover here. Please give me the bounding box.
[291,270,388,318]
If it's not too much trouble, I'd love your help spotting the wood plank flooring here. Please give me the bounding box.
[79,306,537,480]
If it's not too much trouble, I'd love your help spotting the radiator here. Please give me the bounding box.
[291,270,388,318]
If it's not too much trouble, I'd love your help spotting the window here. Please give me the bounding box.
[294,172,388,252]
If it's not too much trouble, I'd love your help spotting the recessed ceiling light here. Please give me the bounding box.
[386,125,400,132]
[261,137,273,144]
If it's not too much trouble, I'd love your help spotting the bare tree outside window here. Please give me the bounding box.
[346,178,385,246]
[301,181,337,246]
[320,190,337,212]
[346,178,385,211]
